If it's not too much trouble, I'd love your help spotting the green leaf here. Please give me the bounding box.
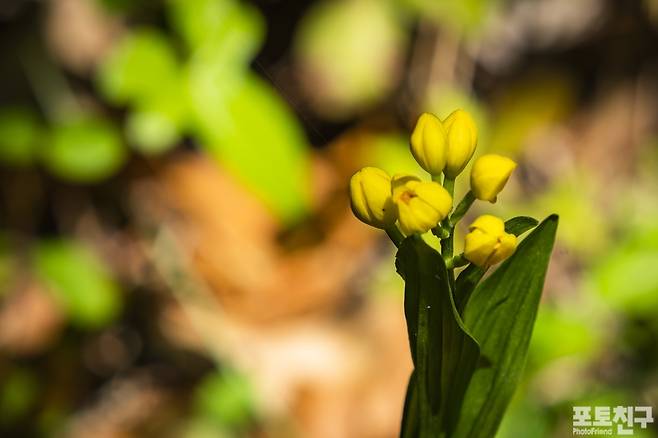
[125,92,187,155]
[97,29,180,105]
[454,215,558,438]
[400,371,419,438]
[0,107,42,167]
[455,216,539,314]
[194,369,255,428]
[396,236,480,437]
[190,72,310,224]
[504,216,538,236]
[169,0,264,64]
[34,240,122,329]
[43,117,125,183]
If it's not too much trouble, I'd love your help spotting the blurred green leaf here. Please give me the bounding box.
[126,91,187,155]
[0,107,42,166]
[294,0,406,118]
[529,305,602,367]
[43,117,125,183]
[0,237,15,297]
[370,133,425,176]
[496,398,550,438]
[126,109,179,155]
[190,71,310,223]
[400,0,494,34]
[169,0,264,64]
[0,370,38,423]
[34,240,122,329]
[98,29,180,105]
[455,215,558,438]
[490,72,572,155]
[591,222,658,316]
[194,370,254,428]
[529,177,607,257]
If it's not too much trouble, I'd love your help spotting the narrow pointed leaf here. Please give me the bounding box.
[455,216,539,314]
[400,371,419,438]
[396,236,480,437]
[454,215,558,438]
[504,216,538,236]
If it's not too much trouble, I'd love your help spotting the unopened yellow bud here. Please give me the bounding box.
[349,167,396,229]
[391,174,452,235]
[410,113,448,175]
[443,109,478,178]
[470,154,517,203]
[464,215,517,267]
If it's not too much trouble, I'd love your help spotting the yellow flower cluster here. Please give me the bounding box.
[349,109,520,267]
[350,167,452,235]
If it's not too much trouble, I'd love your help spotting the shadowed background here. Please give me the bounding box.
[1,0,658,436]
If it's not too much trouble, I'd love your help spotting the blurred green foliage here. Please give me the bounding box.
[193,369,255,432]
[43,117,126,183]
[34,240,122,329]
[0,370,38,424]
[0,108,42,167]
[400,0,497,34]
[294,0,407,118]
[97,0,311,223]
[591,221,658,316]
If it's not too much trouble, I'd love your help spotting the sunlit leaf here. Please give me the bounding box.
[42,117,125,183]
[169,0,264,64]
[34,240,122,329]
[126,88,188,155]
[189,71,310,223]
[97,28,180,105]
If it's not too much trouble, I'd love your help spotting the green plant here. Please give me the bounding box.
[349,110,558,437]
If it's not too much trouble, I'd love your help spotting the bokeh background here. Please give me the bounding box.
[1,0,658,436]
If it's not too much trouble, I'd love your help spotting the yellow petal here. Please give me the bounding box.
[443,109,478,178]
[464,229,498,267]
[489,233,517,265]
[469,214,505,237]
[410,113,448,175]
[349,167,395,228]
[470,154,517,203]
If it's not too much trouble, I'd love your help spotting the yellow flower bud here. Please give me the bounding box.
[443,109,478,178]
[349,167,396,229]
[464,215,517,267]
[391,174,452,235]
[470,154,517,203]
[410,113,448,175]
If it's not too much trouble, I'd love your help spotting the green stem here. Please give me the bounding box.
[445,253,469,270]
[450,191,475,227]
[442,177,455,199]
[386,226,404,247]
[440,177,455,258]
[441,177,456,292]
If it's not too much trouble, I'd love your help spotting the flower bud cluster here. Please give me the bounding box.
[349,109,520,267]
